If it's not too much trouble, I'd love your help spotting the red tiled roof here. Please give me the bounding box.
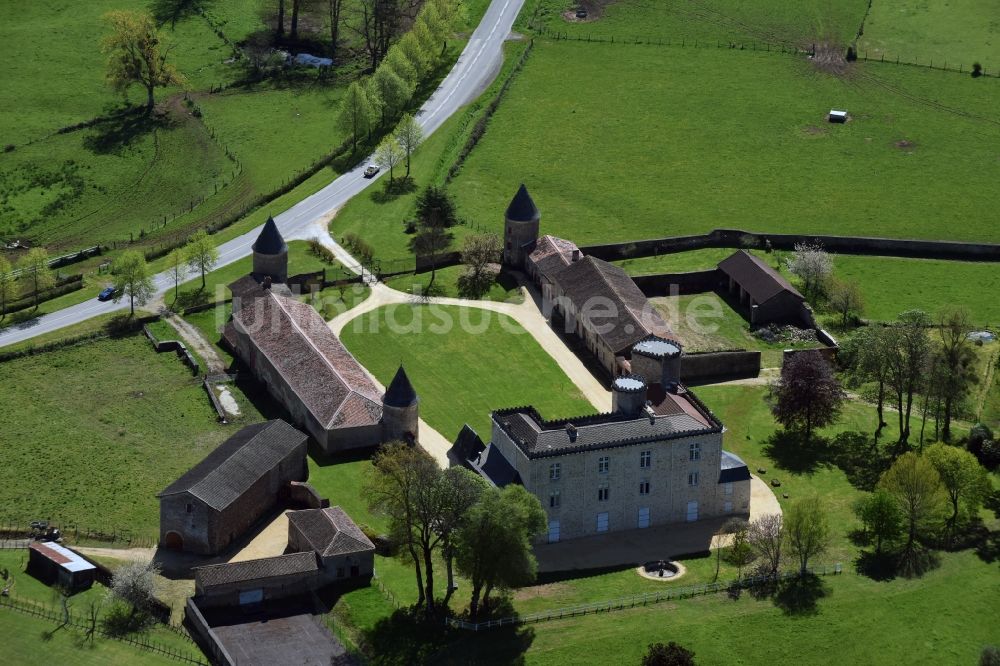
[233,292,383,429]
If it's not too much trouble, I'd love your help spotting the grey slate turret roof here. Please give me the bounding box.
[158,420,307,511]
[383,366,418,408]
[287,506,375,558]
[253,217,288,255]
[505,184,540,222]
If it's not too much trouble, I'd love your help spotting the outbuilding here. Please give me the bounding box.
[27,542,97,592]
[828,109,848,123]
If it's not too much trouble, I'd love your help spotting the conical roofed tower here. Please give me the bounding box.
[252,217,288,282]
[503,184,541,267]
[382,366,419,443]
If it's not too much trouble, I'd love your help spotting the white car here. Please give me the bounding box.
[363,165,380,178]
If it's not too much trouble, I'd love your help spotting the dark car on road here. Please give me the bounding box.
[98,286,117,301]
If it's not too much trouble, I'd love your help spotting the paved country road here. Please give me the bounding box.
[0,0,525,349]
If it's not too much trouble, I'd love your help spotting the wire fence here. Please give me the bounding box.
[371,569,402,610]
[0,518,157,549]
[447,563,843,631]
[0,592,208,665]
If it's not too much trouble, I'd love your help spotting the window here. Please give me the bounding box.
[548,520,561,543]
[597,482,609,502]
[598,456,610,474]
[637,507,650,529]
[639,480,650,496]
[724,501,733,513]
[549,491,561,508]
[689,442,701,461]
[336,567,345,578]
[639,450,651,469]
[688,471,699,486]
[185,503,193,514]
[724,482,734,496]
[549,463,561,481]
[596,512,609,532]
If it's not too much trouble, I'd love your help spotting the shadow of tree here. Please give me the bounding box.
[172,288,211,310]
[854,550,898,582]
[772,573,830,616]
[370,177,417,204]
[974,529,1000,565]
[828,431,890,491]
[761,430,832,474]
[83,111,170,156]
[149,0,215,27]
[897,546,940,578]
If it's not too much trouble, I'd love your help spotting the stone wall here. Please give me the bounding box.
[631,269,721,296]
[289,481,328,509]
[681,351,761,385]
[582,228,1000,262]
[185,598,236,666]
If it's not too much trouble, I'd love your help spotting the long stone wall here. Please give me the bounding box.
[681,350,761,385]
[632,269,720,295]
[185,598,235,666]
[582,228,1000,262]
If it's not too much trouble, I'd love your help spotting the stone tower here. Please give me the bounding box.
[382,366,419,443]
[630,336,683,388]
[252,217,288,283]
[503,184,541,267]
[612,374,648,416]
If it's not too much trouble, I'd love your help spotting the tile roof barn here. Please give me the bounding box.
[718,250,806,325]
[287,506,375,558]
[158,420,308,555]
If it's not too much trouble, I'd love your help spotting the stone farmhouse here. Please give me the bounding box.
[192,506,374,609]
[717,249,807,325]
[223,222,419,454]
[158,420,309,555]
[482,185,751,543]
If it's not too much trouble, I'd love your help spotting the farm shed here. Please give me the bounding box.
[718,250,806,325]
[828,109,848,123]
[27,542,96,592]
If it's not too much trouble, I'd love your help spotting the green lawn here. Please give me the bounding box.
[385,264,525,302]
[0,333,264,535]
[340,304,593,439]
[614,248,737,275]
[442,40,1000,253]
[859,0,1000,71]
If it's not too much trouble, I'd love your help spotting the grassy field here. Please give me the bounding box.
[614,248,736,274]
[529,0,869,47]
[340,304,593,439]
[385,265,525,302]
[0,333,264,534]
[859,0,1000,71]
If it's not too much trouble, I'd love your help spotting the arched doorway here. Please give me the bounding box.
[163,531,184,550]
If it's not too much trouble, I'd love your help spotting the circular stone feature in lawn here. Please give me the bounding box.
[637,560,687,582]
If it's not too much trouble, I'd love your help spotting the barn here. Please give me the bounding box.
[718,250,807,325]
[27,542,97,592]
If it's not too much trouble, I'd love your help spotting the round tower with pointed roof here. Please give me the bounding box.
[382,365,419,443]
[503,184,541,268]
[253,216,288,283]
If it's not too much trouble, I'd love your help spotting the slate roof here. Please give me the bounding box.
[383,366,418,408]
[253,217,288,255]
[718,250,803,305]
[158,420,307,511]
[472,443,521,487]
[492,388,720,458]
[553,256,674,353]
[232,292,384,429]
[527,235,579,281]
[287,506,375,558]
[719,450,751,484]
[195,552,319,589]
[449,424,486,466]
[506,184,540,223]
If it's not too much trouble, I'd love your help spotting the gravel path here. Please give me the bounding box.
[163,312,226,373]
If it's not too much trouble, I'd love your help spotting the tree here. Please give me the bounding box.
[371,66,412,126]
[642,642,696,666]
[0,255,13,319]
[785,242,832,300]
[784,496,829,573]
[886,310,931,446]
[410,186,458,291]
[374,136,404,186]
[747,513,784,576]
[458,232,501,298]
[842,326,893,443]
[968,423,994,464]
[434,467,487,604]
[723,519,754,579]
[111,250,154,316]
[852,489,903,555]
[768,350,845,442]
[352,0,404,70]
[101,11,185,112]
[338,82,375,152]
[166,248,187,304]
[924,443,991,535]
[936,307,978,442]
[276,0,285,36]
[184,230,219,290]
[394,113,423,178]
[109,559,159,620]
[878,452,946,561]
[456,484,546,618]
[289,0,302,40]
[384,45,418,85]
[397,32,429,77]
[328,0,345,56]
[982,646,1000,666]
[828,278,864,327]
[363,442,442,612]
[18,247,55,310]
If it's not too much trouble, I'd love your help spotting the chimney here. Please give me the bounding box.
[612,375,647,416]
[565,423,577,442]
[571,249,581,262]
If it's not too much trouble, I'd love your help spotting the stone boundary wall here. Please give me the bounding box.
[185,598,235,666]
[632,269,720,295]
[681,350,761,385]
[143,326,200,375]
[581,228,1000,262]
[289,481,328,509]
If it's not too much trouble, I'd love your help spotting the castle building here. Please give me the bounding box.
[224,223,419,453]
[503,184,542,267]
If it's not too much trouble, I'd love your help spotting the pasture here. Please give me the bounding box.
[0,333,263,534]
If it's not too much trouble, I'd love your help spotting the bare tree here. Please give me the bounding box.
[328,0,345,55]
[887,310,931,446]
[828,278,864,327]
[748,513,784,576]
